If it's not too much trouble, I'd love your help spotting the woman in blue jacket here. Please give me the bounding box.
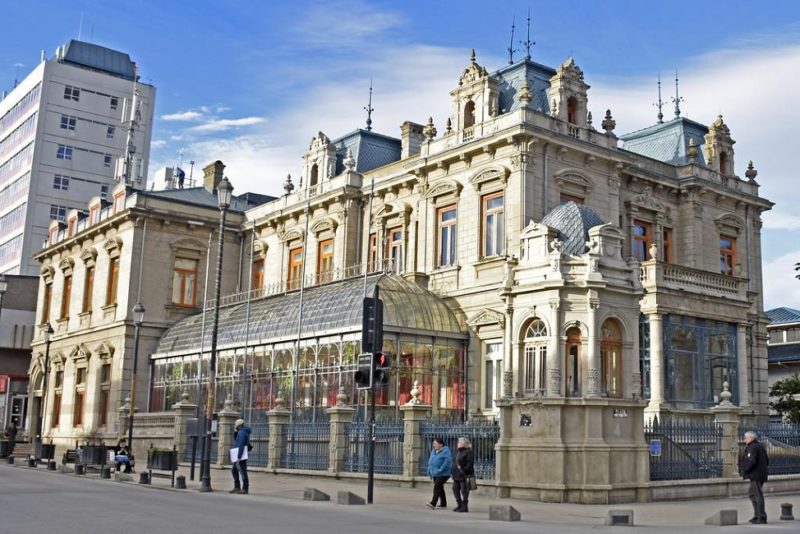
[426,437,451,508]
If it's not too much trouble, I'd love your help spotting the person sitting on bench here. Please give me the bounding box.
[115,439,132,473]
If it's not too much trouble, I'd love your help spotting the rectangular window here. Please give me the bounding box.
[288,246,303,291]
[56,145,73,160]
[50,205,67,222]
[171,258,198,306]
[104,154,112,168]
[60,274,72,319]
[100,184,109,200]
[110,97,118,110]
[42,282,52,324]
[482,192,504,257]
[437,206,457,267]
[106,256,119,305]
[63,85,80,101]
[106,126,115,139]
[55,370,63,388]
[99,362,111,427]
[317,238,334,284]
[720,235,736,275]
[663,228,673,264]
[53,175,69,190]
[386,227,404,273]
[82,265,94,313]
[89,205,100,225]
[632,219,652,261]
[67,217,76,237]
[60,114,76,131]
[251,258,265,290]
[52,392,62,427]
[76,368,86,385]
[524,344,547,395]
[560,193,584,204]
[484,342,503,410]
[73,390,84,427]
[113,192,125,213]
[367,233,377,272]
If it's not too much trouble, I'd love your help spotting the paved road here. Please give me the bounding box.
[0,465,797,533]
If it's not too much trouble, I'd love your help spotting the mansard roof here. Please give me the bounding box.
[154,273,465,356]
[333,129,401,174]
[767,307,800,325]
[143,186,273,212]
[59,40,136,81]
[493,59,557,114]
[540,201,605,255]
[619,117,708,166]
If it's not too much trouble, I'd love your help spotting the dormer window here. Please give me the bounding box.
[113,192,125,214]
[463,100,476,128]
[567,97,578,124]
[719,151,728,174]
[67,217,77,237]
[89,205,100,225]
[310,164,319,188]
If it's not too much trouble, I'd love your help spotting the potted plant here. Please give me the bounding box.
[147,445,176,471]
[80,428,106,465]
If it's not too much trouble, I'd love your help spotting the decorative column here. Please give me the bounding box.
[503,297,514,397]
[711,382,742,478]
[646,314,666,414]
[172,389,197,456]
[327,393,355,475]
[216,396,239,467]
[547,299,561,397]
[267,405,291,470]
[737,323,750,407]
[586,299,600,397]
[400,382,431,479]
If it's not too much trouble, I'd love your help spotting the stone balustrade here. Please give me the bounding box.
[640,260,747,301]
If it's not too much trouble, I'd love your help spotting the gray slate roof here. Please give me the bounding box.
[60,40,136,81]
[540,201,605,255]
[620,117,708,166]
[494,59,557,115]
[767,307,800,325]
[143,186,253,212]
[768,344,800,364]
[154,273,465,356]
[334,129,401,174]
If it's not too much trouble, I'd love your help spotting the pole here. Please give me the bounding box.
[366,285,379,504]
[127,321,141,452]
[241,224,255,421]
[37,331,52,449]
[200,204,227,492]
[192,230,214,481]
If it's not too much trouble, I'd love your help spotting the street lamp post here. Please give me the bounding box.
[200,176,233,492]
[37,324,54,451]
[127,302,145,454]
[0,274,7,323]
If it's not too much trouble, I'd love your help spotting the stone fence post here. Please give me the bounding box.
[217,397,239,467]
[327,398,355,475]
[712,382,742,479]
[172,390,197,456]
[267,407,291,469]
[400,382,431,479]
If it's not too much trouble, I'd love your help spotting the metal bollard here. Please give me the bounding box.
[75,464,85,475]
[6,456,13,465]
[175,475,186,489]
[48,460,57,471]
[27,457,37,468]
[139,472,150,485]
[780,503,794,521]
[100,466,111,479]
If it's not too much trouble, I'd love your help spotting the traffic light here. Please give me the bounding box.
[362,297,383,355]
[373,352,391,387]
[354,353,373,389]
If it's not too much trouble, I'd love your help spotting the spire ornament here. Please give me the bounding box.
[671,70,684,118]
[363,79,374,132]
[653,72,664,124]
[507,16,519,64]
[520,9,535,60]
[445,117,453,135]
[518,76,532,105]
[601,109,616,135]
[283,173,294,195]
[745,160,758,183]
[422,117,437,140]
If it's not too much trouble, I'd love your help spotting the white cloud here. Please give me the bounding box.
[294,0,406,48]
[161,110,203,121]
[151,139,167,148]
[762,249,800,309]
[190,117,266,133]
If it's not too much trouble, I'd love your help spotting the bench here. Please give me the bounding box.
[62,448,78,465]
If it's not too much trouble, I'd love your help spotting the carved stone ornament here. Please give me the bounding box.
[503,370,514,398]
[405,381,422,405]
[422,117,437,140]
[343,147,356,172]
[628,186,665,212]
[459,49,489,86]
[309,131,331,150]
[587,368,599,396]
[631,372,642,400]
[466,308,506,329]
[745,160,758,183]
[548,367,561,396]
[649,242,658,260]
[717,381,733,407]
[549,238,562,254]
[518,77,532,104]
[601,109,616,134]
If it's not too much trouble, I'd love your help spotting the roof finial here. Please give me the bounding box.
[507,16,518,64]
[363,79,374,132]
[653,72,664,124]
[520,9,535,60]
[470,48,476,64]
[671,70,684,118]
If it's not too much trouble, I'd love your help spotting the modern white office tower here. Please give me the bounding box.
[0,40,155,275]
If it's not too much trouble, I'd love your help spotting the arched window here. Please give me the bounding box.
[463,100,475,128]
[601,319,623,398]
[524,319,548,395]
[310,163,319,187]
[567,97,578,124]
[718,151,728,175]
[566,327,582,397]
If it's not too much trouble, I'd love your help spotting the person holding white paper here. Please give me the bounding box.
[229,419,251,494]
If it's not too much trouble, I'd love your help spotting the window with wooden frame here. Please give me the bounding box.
[523,319,548,395]
[67,217,76,237]
[171,258,199,306]
[437,206,457,267]
[600,319,623,398]
[82,265,94,313]
[482,192,505,257]
[73,367,86,427]
[560,192,584,205]
[288,246,304,290]
[484,341,503,411]
[60,273,72,319]
[98,363,111,427]
[565,327,582,397]
[662,228,673,264]
[632,219,652,261]
[386,227,404,273]
[367,233,377,272]
[251,258,265,290]
[720,235,736,276]
[113,192,125,214]
[89,205,100,225]
[42,281,52,324]
[52,370,63,428]
[106,256,120,305]
[317,238,334,284]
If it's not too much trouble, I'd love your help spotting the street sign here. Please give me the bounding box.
[650,439,662,457]
[354,353,374,390]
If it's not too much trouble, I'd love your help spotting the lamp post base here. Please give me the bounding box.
[199,476,213,492]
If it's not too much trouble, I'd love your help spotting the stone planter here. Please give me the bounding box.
[147,449,176,471]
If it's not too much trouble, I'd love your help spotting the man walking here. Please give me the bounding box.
[230,419,250,495]
[741,430,769,524]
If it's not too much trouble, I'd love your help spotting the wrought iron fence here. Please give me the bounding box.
[644,419,723,480]
[738,422,800,476]
[248,421,270,468]
[418,419,499,480]
[343,421,404,475]
[281,421,330,470]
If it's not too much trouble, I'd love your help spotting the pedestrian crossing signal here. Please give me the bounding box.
[374,352,391,387]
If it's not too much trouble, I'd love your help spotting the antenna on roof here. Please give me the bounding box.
[520,9,535,60]
[189,160,195,187]
[90,15,95,42]
[363,79,374,132]
[507,16,518,64]
[653,72,664,124]
[13,63,23,89]
[671,70,684,118]
[78,12,84,40]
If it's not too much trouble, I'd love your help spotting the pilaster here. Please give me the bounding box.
[327,401,355,475]
[400,385,431,479]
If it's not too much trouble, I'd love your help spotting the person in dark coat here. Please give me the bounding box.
[426,437,451,509]
[230,419,251,494]
[741,430,769,524]
[115,439,132,473]
[451,437,475,512]
[5,421,18,454]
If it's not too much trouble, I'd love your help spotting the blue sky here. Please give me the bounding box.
[2,0,800,308]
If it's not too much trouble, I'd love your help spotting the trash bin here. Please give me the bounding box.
[0,440,10,458]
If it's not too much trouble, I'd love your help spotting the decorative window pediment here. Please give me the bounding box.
[554,170,593,197]
[310,216,338,236]
[376,201,412,222]
[425,179,463,200]
[58,257,75,274]
[79,247,98,265]
[41,265,55,283]
[466,308,505,329]
[278,228,305,243]
[714,213,744,235]
[51,352,66,370]
[468,165,510,191]
[69,345,91,363]
[626,186,665,213]
[94,342,115,361]
[253,239,268,258]
[170,238,205,259]
[103,236,123,257]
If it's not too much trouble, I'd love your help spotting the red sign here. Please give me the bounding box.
[0,375,8,393]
